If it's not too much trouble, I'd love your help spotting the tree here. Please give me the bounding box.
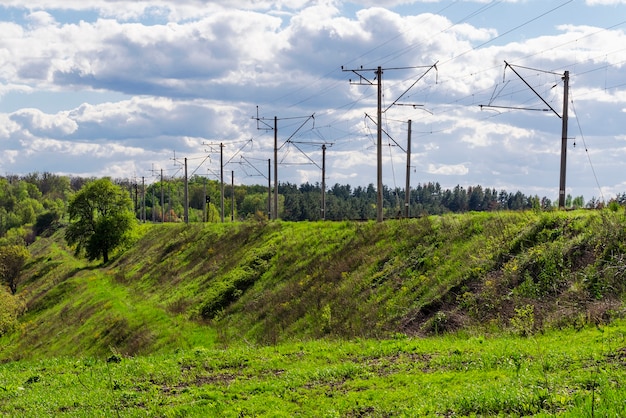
[65,178,136,263]
[468,185,484,211]
[572,195,585,209]
[0,244,29,294]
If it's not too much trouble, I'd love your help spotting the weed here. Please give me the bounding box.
[510,304,535,337]
[423,311,449,335]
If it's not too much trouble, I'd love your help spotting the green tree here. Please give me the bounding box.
[572,195,585,209]
[65,178,136,263]
[240,193,268,219]
[0,244,29,294]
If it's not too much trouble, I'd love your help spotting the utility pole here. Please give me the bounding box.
[203,176,207,223]
[559,71,569,209]
[160,169,164,223]
[231,171,235,222]
[481,62,570,208]
[376,67,383,222]
[254,109,315,220]
[273,117,278,220]
[322,144,326,221]
[268,159,271,219]
[150,166,165,222]
[184,157,189,224]
[202,142,226,222]
[220,143,225,223]
[343,63,437,222]
[237,155,272,220]
[141,176,145,222]
[405,119,412,218]
[167,182,171,222]
[133,182,138,216]
[282,138,332,220]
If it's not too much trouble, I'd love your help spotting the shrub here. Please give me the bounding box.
[34,211,61,237]
[510,304,535,337]
[200,246,275,320]
[608,200,621,212]
[0,288,25,336]
[421,311,449,335]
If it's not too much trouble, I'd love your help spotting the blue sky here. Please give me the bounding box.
[0,0,625,204]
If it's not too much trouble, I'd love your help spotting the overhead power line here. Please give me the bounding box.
[343,64,436,221]
[480,61,570,208]
[253,109,315,219]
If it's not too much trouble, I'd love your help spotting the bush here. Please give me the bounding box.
[510,304,535,337]
[0,288,25,336]
[34,211,61,237]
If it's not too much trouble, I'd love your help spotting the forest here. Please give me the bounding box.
[0,171,595,241]
[0,171,592,298]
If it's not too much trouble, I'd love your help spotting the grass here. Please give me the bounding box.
[5,209,626,358]
[1,321,626,416]
[2,208,626,414]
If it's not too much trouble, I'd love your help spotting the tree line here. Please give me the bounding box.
[131,176,591,222]
[0,172,592,237]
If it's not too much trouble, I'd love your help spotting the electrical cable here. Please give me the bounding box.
[228,2,625,197]
[570,91,605,202]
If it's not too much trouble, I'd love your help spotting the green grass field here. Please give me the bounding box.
[2,209,626,415]
[1,322,625,416]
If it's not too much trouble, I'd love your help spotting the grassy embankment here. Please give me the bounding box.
[1,209,626,415]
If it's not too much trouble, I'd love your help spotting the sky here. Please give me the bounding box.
[1,0,625,203]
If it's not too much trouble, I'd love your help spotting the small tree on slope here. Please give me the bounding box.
[65,178,135,263]
[0,244,29,294]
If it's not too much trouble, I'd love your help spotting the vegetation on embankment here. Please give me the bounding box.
[2,208,626,361]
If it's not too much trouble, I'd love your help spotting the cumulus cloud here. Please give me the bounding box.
[427,163,469,176]
[26,11,57,28]
[10,108,78,137]
[0,0,623,202]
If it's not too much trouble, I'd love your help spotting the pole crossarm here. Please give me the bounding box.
[479,104,551,112]
[284,140,331,171]
[252,108,316,220]
[341,66,378,85]
[281,114,315,150]
[224,138,253,166]
[240,156,269,179]
[384,61,438,113]
[343,63,435,222]
[503,61,562,118]
[289,140,331,146]
[482,60,570,208]
[254,106,273,130]
[364,113,406,153]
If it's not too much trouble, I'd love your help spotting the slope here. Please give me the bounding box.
[1,209,625,360]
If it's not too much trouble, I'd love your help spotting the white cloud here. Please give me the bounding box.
[459,119,534,148]
[0,114,20,138]
[0,1,624,201]
[427,163,469,176]
[0,150,19,166]
[10,108,78,137]
[26,11,57,28]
